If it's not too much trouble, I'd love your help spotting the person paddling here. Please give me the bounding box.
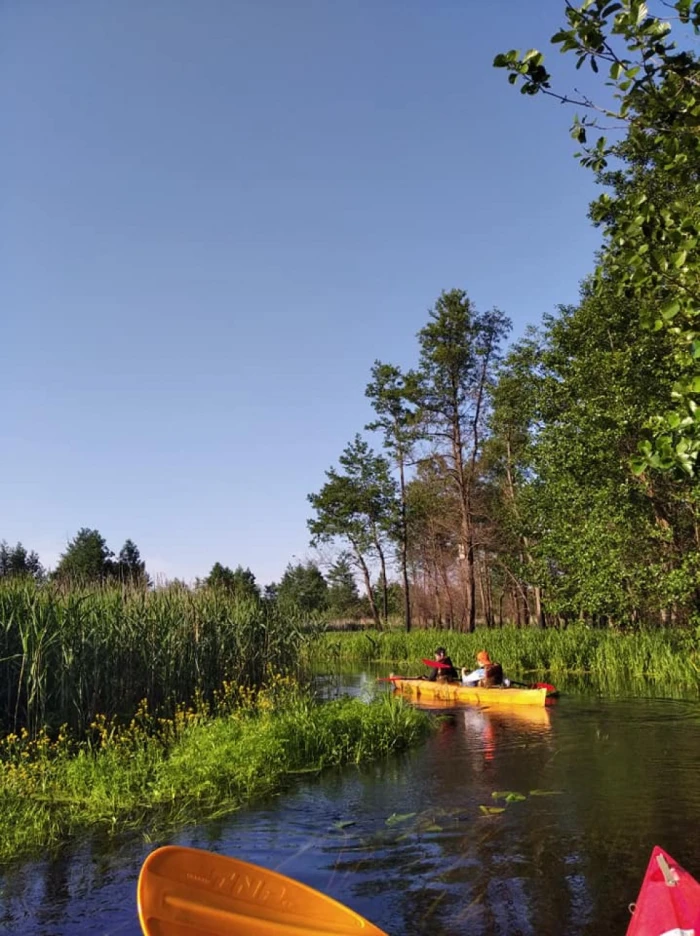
[461,650,507,688]
[426,646,458,681]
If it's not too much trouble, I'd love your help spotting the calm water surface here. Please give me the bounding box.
[2,672,700,935]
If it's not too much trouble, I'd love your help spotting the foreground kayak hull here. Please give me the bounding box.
[626,845,700,936]
[391,677,550,707]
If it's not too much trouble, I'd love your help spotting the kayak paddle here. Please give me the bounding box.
[138,844,388,936]
[422,658,452,669]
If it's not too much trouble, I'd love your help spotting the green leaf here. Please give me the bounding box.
[479,805,506,815]
[529,789,564,796]
[385,811,416,826]
[505,792,527,803]
[661,299,681,321]
[492,790,524,800]
[672,250,688,268]
[333,820,356,830]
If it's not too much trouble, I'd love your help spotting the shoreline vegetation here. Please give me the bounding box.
[1,573,699,865]
[0,580,434,865]
[307,628,700,687]
[0,676,432,864]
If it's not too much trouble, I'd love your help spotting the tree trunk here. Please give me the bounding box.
[534,585,546,628]
[373,531,389,626]
[352,542,381,629]
[398,456,412,633]
[466,541,476,632]
[514,586,524,628]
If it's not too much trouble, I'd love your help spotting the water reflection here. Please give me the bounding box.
[2,676,700,935]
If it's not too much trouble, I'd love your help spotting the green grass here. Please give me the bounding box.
[0,677,432,862]
[0,580,318,735]
[305,626,700,684]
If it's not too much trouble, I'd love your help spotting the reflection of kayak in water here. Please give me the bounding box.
[390,677,552,708]
[410,695,552,729]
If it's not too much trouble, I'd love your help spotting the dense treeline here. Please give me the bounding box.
[308,0,700,632]
[307,283,698,632]
[0,528,390,622]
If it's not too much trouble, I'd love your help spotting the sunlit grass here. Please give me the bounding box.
[0,675,432,862]
[306,626,700,684]
[0,580,318,735]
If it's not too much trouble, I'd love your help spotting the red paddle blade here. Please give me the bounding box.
[626,846,700,936]
[422,658,452,670]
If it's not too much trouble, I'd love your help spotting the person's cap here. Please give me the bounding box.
[476,650,491,665]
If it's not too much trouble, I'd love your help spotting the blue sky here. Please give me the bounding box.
[2,0,603,585]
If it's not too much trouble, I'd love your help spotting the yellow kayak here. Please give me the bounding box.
[390,677,551,707]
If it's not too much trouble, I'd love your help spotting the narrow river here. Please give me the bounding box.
[2,673,700,935]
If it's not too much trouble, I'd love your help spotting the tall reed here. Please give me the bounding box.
[305,626,700,685]
[0,581,314,735]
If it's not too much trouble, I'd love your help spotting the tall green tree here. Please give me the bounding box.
[276,561,328,612]
[0,541,44,581]
[365,362,420,631]
[414,289,510,632]
[308,436,397,627]
[405,458,464,627]
[205,563,260,601]
[495,0,700,476]
[116,539,149,587]
[326,553,361,617]
[54,528,114,583]
[337,435,398,624]
[484,333,546,627]
[519,279,696,625]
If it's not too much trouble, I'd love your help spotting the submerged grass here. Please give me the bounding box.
[0,676,432,863]
[306,626,700,685]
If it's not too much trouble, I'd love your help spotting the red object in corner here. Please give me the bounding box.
[626,846,700,936]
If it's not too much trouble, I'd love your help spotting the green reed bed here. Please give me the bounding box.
[306,627,700,685]
[0,580,316,736]
[0,676,431,862]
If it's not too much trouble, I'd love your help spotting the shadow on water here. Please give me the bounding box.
[2,669,700,934]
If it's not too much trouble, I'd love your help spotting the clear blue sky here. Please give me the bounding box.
[2,0,602,585]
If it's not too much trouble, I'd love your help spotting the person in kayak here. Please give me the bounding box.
[426,646,458,681]
[461,650,507,688]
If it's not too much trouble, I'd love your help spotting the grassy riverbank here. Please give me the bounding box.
[0,676,431,863]
[307,627,700,685]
